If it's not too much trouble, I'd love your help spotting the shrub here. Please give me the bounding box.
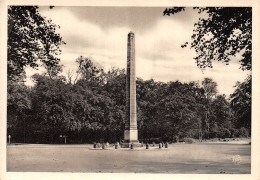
[238,127,249,137]
[173,136,179,143]
[230,128,239,138]
[184,138,196,144]
[216,127,231,138]
[223,128,231,138]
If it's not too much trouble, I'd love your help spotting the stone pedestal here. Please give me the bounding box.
[124,129,138,142]
[121,142,142,148]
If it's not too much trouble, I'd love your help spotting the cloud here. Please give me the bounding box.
[31,7,250,96]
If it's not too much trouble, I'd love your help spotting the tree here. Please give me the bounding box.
[103,67,126,105]
[166,7,252,70]
[30,74,72,143]
[75,56,104,83]
[66,69,80,85]
[202,78,218,100]
[7,80,32,142]
[8,6,65,81]
[136,78,164,141]
[230,75,251,132]
[102,68,127,141]
[200,78,218,138]
[211,95,233,138]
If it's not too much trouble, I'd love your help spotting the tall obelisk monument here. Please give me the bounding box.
[124,31,138,145]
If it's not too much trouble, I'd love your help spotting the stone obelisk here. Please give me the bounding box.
[124,31,138,146]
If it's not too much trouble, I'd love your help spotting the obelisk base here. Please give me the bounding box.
[121,129,141,148]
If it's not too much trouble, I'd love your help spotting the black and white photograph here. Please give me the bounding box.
[0,1,260,180]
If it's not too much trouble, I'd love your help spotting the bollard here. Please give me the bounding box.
[165,142,168,148]
[8,135,11,145]
[115,142,119,149]
[102,143,105,149]
[162,142,164,147]
[93,143,97,148]
[159,143,162,149]
[146,143,149,149]
[130,143,134,149]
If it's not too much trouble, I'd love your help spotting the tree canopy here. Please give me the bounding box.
[165,7,252,71]
[8,6,65,81]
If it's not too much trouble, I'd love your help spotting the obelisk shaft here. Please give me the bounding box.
[124,32,138,143]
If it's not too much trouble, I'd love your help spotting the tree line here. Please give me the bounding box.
[7,56,251,144]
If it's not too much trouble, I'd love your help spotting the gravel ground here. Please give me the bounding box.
[7,141,251,173]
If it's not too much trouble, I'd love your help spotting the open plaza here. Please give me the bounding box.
[7,139,250,173]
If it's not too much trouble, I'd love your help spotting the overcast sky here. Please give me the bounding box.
[26,6,250,96]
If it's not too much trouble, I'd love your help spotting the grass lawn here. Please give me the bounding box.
[7,140,251,173]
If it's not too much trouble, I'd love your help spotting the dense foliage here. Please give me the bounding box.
[167,7,252,71]
[7,57,251,143]
[230,75,251,133]
[8,6,64,81]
